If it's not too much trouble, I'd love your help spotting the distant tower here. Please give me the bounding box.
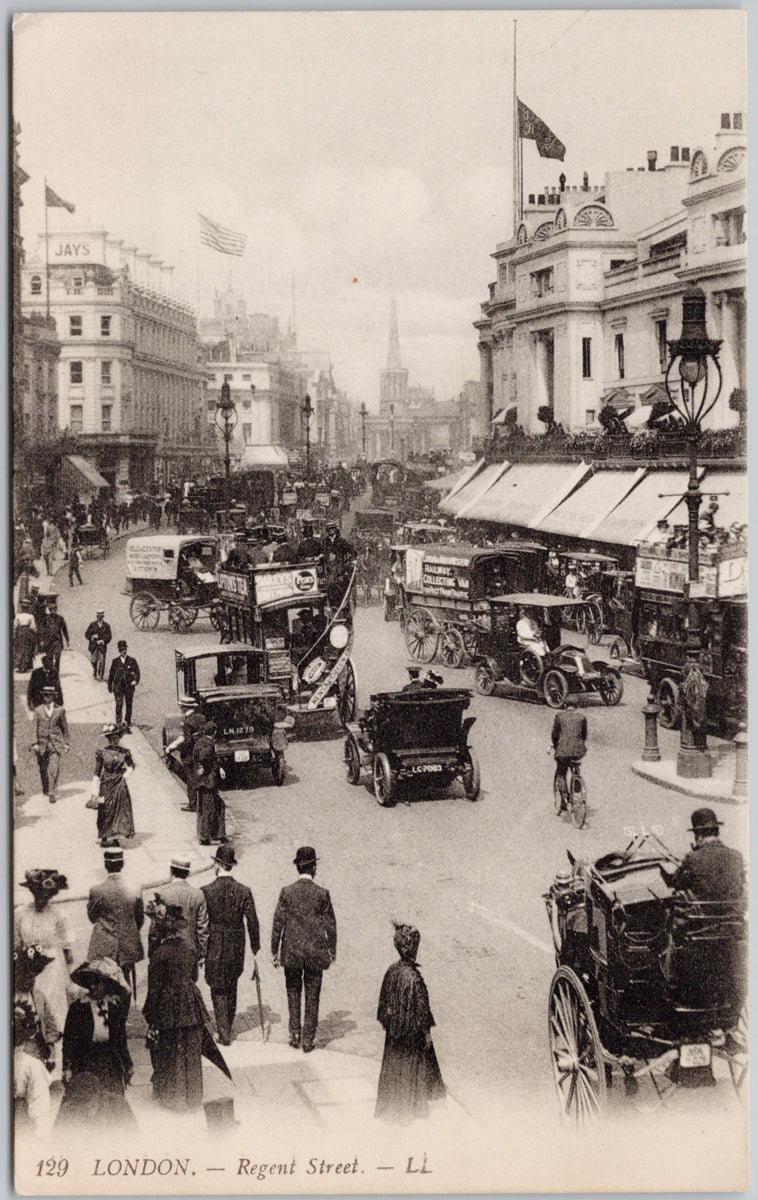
[379,296,408,412]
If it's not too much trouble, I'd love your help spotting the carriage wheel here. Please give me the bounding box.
[543,670,569,709]
[586,602,604,645]
[439,627,466,669]
[338,659,357,725]
[168,602,197,633]
[461,747,481,801]
[519,649,543,688]
[475,661,497,696]
[344,736,362,786]
[404,608,439,664]
[657,678,681,729]
[462,628,480,660]
[598,668,624,707]
[130,591,161,631]
[209,600,224,631]
[373,753,395,807]
[548,966,607,1124]
[727,1003,748,1096]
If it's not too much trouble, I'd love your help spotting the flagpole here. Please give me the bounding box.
[512,21,520,237]
[44,178,50,319]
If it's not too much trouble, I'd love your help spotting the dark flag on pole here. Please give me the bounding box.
[518,99,566,161]
[45,185,75,213]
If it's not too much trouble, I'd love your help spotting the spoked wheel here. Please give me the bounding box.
[553,770,566,815]
[404,608,439,664]
[373,752,395,807]
[344,736,362,786]
[548,966,607,1125]
[168,602,197,633]
[586,602,604,646]
[209,600,225,631]
[519,650,543,687]
[439,627,466,669]
[598,668,624,706]
[726,1002,748,1097]
[543,669,569,708]
[475,661,497,696]
[461,747,481,801]
[569,770,587,829]
[657,678,681,729]
[338,659,357,725]
[462,628,480,661]
[130,591,161,631]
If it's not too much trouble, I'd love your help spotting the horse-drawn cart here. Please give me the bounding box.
[124,535,224,632]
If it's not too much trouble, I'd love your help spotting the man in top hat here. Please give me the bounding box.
[84,610,112,681]
[403,667,443,692]
[148,856,208,964]
[31,686,69,804]
[201,845,260,1045]
[164,697,205,812]
[86,847,145,989]
[271,847,337,1053]
[296,521,322,560]
[27,652,63,713]
[107,640,140,731]
[661,809,745,901]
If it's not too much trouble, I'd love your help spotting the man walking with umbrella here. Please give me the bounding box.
[201,845,260,1045]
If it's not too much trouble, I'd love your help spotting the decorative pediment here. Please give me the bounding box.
[516,223,529,245]
[717,146,746,173]
[689,150,709,180]
[554,207,567,230]
[534,221,554,241]
[640,383,670,406]
[574,204,614,229]
[599,387,632,409]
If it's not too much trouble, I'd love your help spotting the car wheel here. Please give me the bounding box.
[345,737,362,786]
[657,677,681,729]
[439,627,467,669]
[461,747,481,801]
[474,661,496,696]
[543,669,569,709]
[519,649,543,687]
[373,753,395,807]
[599,668,624,706]
[271,751,286,786]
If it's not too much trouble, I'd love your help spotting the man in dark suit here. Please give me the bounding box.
[201,844,260,1045]
[107,639,140,730]
[164,697,205,812]
[661,808,745,900]
[27,653,63,712]
[37,603,70,671]
[86,846,145,980]
[271,846,337,1053]
[84,610,112,681]
[147,856,208,964]
[32,685,69,803]
[551,700,587,811]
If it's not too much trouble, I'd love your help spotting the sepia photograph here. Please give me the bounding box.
[11,8,748,1194]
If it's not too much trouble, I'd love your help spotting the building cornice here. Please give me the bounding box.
[682,176,745,208]
[492,234,636,267]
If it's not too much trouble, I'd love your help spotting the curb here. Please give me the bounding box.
[631,760,744,805]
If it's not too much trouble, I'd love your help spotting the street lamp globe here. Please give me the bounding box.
[664,284,722,427]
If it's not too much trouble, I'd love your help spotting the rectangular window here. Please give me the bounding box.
[242,424,252,443]
[101,404,112,433]
[655,320,668,373]
[582,337,592,379]
[100,315,111,337]
[615,333,625,379]
[70,360,83,385]
[241,373,251,381]
[69,404,83,433]
[585,409,596,426]
[101,360,112,384]
[69,315,82,337]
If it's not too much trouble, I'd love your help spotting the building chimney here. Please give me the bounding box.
[681,147,690,162]
[733,113,743,130]
[537,194,545,205]
[638,166,645,172]
[559,172,566,192]
[721,113,731,129]
[582,172,589,191]
[528,193,535,205]
[647,150,657,171]
[670,145,679,162]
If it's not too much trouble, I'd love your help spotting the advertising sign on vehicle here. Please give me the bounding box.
[255,565,319,606]
[635,543,748,600]
[409,550,470,598]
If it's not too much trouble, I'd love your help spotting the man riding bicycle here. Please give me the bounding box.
[551,700,587,811]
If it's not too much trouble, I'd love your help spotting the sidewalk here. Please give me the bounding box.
[631,740,745,805]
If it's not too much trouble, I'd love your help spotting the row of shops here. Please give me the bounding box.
[438,458,748,562]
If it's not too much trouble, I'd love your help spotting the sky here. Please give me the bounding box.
[13,9,746,411]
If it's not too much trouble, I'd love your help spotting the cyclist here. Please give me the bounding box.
[551,700,587,811]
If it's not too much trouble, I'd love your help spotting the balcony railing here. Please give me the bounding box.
[484,425,746,465]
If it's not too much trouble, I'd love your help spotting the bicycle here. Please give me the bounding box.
[553,757,587,828]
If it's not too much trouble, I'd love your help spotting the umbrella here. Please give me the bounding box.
[201,1024,233,1082]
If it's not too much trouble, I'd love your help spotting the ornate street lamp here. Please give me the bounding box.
[302,393,313,474]
[215,380,238,515]
[389,402,395,455]
[663,283,722,777]
[359,402,367,457]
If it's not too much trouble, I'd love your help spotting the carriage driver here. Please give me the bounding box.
[659,809,745,901]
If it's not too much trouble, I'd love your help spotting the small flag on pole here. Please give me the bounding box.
[45,185,75,213]
[198,213,246,257]
[518,99,566,161]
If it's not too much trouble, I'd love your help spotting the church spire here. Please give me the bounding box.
[387,295,402,369]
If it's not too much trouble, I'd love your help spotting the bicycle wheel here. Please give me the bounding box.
[553,769,566,816]
[569,769,587,829]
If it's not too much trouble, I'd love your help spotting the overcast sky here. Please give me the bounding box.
[14,9,745,410]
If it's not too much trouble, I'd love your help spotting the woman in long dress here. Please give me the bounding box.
[14,870,74,1082]
[90,725,135,847]
[142,899,209,1112]
[375,924,446,1124]
[13,600,37,672]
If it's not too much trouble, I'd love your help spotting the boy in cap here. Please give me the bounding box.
[201,845,259,1045]
[271,847,337,1052]
[31,686,69,803]
[107,640,140,730]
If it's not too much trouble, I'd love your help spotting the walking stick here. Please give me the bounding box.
[251,961,269,1042]
[128,963,137,1003]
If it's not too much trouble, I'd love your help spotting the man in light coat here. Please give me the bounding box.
[32,685,69,803]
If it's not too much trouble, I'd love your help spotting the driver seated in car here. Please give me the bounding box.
[516,607,548,658]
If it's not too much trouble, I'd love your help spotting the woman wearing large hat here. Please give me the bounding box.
[89,724,135,847]
[14,999,52,1136]
[14,870,73,1082]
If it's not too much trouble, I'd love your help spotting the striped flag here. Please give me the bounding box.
[198,212,246,257]
[45,184,75,213]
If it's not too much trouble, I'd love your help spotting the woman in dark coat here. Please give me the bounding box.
[90,725,135,847]
[193,722,226,846]
[375,924,446,1124]
[142,899,209,1112]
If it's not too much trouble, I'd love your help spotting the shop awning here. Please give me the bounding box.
[435,457,485,508]
[424,469,466,493]
[650,469,747,538]
[461,461,591,528]
[63,455,109,490]
[536,468,646,537]
[240,444,290,468]
[440,461,507,515]
[591,469,704,546]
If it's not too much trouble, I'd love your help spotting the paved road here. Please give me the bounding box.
[54,541,746,1125]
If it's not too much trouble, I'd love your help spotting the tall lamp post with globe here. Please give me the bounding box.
[215,380,238,517]
[663,283,722,778]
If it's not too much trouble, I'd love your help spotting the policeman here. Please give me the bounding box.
[165,697,206,813]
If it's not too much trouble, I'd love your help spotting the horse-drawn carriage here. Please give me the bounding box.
[544,833,747,1123]
[124,535,224,632]
[74,522,109,560]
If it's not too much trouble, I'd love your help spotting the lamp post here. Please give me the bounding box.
[663,284,722,778]
[302,393,313,475]
[359,402,367,457]
[389,403,395,455]
[214,380,238,516]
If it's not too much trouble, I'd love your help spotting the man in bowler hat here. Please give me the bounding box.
[201,845,259,1045]
[661,808,745,900]
[107,640,140,730]
[271,847,337,1052]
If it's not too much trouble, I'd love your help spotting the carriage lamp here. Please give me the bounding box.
[329,622,350,650]
[663,284,722,778]
[215,381,238,514]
